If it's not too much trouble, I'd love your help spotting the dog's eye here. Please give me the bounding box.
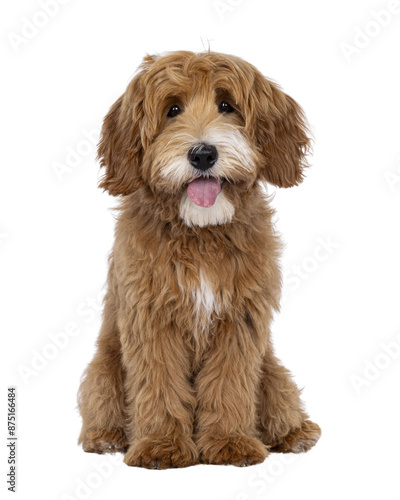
[218,101,234,113]
[167,105,182,118]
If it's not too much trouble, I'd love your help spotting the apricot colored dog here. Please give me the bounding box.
[78,51,321,469]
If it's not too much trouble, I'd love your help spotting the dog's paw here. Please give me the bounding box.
[81,428,128,454]
[269,419,321,453]
[198,434,268,466]
[123,436,199,469]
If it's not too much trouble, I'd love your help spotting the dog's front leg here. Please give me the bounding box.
[195,320,268,466]
[122,325,198,469]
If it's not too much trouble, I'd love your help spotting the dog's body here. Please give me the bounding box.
[78,51,320,468]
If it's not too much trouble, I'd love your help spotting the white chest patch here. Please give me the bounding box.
[192,271,217,315]
[191,270,220,334]
[179,189,235,227]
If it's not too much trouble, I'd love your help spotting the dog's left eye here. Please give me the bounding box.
[167,105,182,118]
[218,101,234,113]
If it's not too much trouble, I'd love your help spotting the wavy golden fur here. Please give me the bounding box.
[77,51,320,468]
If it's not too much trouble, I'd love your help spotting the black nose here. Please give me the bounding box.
[188,144,218,171]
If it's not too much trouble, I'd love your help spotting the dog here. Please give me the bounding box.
[78,50,321,469]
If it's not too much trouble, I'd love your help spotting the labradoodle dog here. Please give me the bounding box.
[78,50,321,469]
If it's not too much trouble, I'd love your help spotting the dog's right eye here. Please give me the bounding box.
[167,105,182,118]
[218,101,234,114]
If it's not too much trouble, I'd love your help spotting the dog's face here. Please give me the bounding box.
[98,51,310,227]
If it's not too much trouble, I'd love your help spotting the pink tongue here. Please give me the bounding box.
[187,178,221,207]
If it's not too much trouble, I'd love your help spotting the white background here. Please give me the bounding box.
[2,0,400,498]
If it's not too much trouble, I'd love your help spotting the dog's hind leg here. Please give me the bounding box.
[258,348,321,453]
[77,275,127,454]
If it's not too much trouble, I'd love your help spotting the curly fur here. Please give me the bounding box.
[77,51,320,469]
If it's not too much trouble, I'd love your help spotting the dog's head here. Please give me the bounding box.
[98,51,311,227]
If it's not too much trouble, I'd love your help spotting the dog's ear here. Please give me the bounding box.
[98,70,148,196]
[252,73,311,188]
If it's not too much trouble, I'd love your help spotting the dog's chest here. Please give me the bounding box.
[191,269,219,318]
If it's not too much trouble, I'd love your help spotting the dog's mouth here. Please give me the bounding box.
[186,177,223,208]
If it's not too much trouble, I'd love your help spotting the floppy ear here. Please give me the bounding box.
[252,73,311,188]
[97,73,146,196]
